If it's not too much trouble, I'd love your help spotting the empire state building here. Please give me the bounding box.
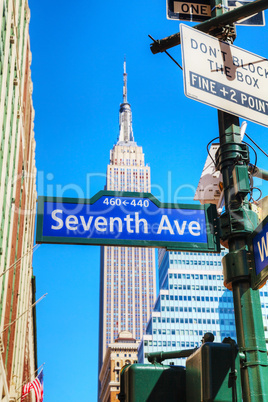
[98,62,157,399]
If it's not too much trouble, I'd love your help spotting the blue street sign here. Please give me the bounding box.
[253,221,268,275]
[36,191,220,252]
[250,215,268,289]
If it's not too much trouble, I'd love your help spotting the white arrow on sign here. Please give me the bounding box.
[228,0,265,26]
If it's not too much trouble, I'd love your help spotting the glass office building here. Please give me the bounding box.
[138,249,268,365]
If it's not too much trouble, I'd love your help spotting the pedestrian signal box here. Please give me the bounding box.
[119,340,242,401]
[118,363,186,401]
[186,341,242,401]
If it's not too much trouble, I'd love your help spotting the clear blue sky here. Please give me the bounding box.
[28,1,268,400]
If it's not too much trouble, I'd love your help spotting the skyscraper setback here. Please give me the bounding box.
[98,63,156,399]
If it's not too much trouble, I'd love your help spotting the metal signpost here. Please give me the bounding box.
[36,191,220,252]
[180,24,268,127]
[148,0,268,399]
[200,2,268,400]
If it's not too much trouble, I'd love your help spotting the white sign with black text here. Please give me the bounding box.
[167,0,211,21]
[180,24,268,127]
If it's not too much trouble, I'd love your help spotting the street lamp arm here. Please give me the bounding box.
[248,164,268,181]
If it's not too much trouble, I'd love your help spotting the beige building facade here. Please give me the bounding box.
[99,331,138,402]
[0,0,37,400]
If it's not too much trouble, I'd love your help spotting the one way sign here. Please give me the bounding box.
[167,0,265,25]
[167,0,211,21]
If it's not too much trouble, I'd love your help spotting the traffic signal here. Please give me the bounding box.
[119,337,242,401]
[186,339,242,401]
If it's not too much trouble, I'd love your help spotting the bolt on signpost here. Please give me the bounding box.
[150,0,268,399]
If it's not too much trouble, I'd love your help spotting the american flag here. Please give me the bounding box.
[22,369,44,402]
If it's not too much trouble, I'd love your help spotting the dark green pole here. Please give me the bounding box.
[217,112,268,401]
[211,1,268,400]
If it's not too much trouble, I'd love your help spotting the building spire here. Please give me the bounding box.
[117,59,135,144]
[123,57,127,103]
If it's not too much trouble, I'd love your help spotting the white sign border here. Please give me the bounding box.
[180,23,268,127]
